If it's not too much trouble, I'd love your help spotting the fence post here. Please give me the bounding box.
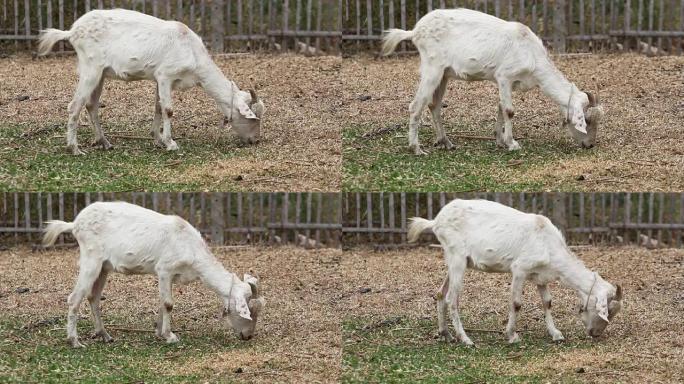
[211,193,225,245]
[552,0,567,53]
[210,0,225,52]
[552,192,568,237]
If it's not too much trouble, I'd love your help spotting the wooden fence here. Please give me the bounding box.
[0,192,342,247]
[2,1,684,55]
[342,192,684,248]
[3,192,684,249]
[343,0,684,54]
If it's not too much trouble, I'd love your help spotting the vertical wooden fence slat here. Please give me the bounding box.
[355,192,361,243]
[388,193,395,244]
[23,0,30,49]
[316,193,322,247]
[400,192,406,243]
[295,192,301,244]
[281,193,289,243]
[379,192,385,243]
[306,193,313,246]
[658,193,664,246]
[315,0,322,51]
[647,192,654,244]
[366,192,373,243]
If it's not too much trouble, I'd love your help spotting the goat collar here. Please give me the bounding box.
[583,272,598,312]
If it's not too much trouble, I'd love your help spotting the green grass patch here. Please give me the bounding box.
[342,316,587,384]
[0,317,245,383]
[343,122,589,192]
[0,122,252,191]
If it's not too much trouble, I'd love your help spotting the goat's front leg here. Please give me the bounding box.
[496,78,521,151]
[88,268,113,343]
[495,104,506,148]
[156,78,179,151]
[429,75,454,151]
[151,83,165,148]
[505,272,527,343]
[537,284,564,342]
[156,273,179,343]
[435,275,454,342]
[408,66,444,155]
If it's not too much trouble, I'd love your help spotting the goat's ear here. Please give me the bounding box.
[614,285,623,301]
[249,297,266,315]
[244,273,259,297]
[237,101,259,120]
[570,105,588,134]
[233,296,252,320]
[596,296,610,322]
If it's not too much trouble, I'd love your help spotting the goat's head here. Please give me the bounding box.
[579,283,622,338]
[565,91,603,149]
[222,273,266,341]
[224,89,265,145]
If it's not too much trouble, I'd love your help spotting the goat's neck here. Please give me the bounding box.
[534,59,583,112]
[198,61,236,112]
[194,251,236,298]
[555,252,604,299]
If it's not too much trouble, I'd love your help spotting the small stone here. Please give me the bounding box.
[576,174,588,181]
[16,95,30,102]
[576,367,586,373]
[15,287,30,294]
[234,175,244,181]
[234,367,244,374]
[357,95,372,102]
[358,287,372,294]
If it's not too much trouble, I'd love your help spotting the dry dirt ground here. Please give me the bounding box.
[1,245,683,382]
[340,53,684,191]
[0,54,342,191]
[338,246,684,383]
[0,246,344,383]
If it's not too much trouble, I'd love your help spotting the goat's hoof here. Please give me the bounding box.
[164,332,180,344]
[91,138,113,150]
[68,337,85,348]
[460,338,475,347]
[409,145,428,156]
[433,138,455,150]
[165,141,179,151]
[68,145,85,156]
[439,330,455,343]
[508,333,521,344]
[506,140,521,151]
[551,332,565,343]
[92,330,114,343]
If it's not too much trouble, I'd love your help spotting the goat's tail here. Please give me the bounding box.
[407,217,435,243]
[381,28,415,56]
[43,220,74,247]
[37,28,71,56]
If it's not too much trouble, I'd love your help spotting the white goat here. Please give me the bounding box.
[382,8,603,155]
[42,201,266,348]
[37,9,265,155]
[408,199,622,346]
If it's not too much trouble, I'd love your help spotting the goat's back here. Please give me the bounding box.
[411,9,547,76]
[431,199,567,271]
[72,202,205,272]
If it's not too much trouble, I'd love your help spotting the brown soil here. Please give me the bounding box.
[0,54,343,192]
[1,245,682,382]
[339,53,684,191]
[337,246,684,383]
[0,246,344,383]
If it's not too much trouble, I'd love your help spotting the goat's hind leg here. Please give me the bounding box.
[444,246,474,346]
[66,66,103,155]
[155,78,179,151]
[87,75,113,150]
[151,83,165,148]
[88,267,113,343]
[408,66,444,155]
[429,75,454,150]
[66,253,103,348]
[435,275,454,342]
